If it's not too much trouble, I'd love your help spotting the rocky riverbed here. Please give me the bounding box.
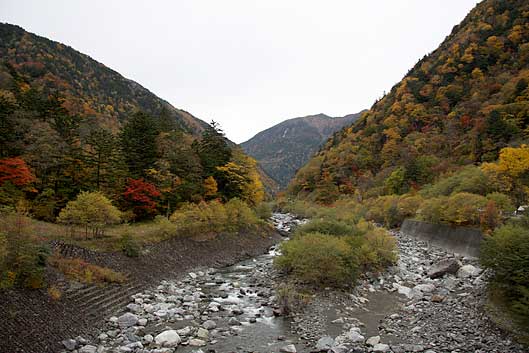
[61,215,527,353]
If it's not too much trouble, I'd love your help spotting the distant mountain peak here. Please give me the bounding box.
[241,111,365,189]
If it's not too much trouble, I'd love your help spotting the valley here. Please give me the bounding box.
[1,0,529,352]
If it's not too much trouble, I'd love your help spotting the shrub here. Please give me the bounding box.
[170,199,261,237]
[365,195,402,227]
[170,200,228,236]
[294,218,355,237]
[486,192,515,214]
[443,192,487,225]
[225,198,260,232]
[481,224,529,325]
[275,232,358,286]
[275,283,311,315]
[420,165,492,197]
[254,202,273,220]
[120,232,140,257]
[417,196,448,224]
[57,191,122,239]
[351,225,398,270]
[48,255,126,284]
[0,212,49,289]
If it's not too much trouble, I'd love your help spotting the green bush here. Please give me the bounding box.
[170,199,261,236]
[442,192,487,225]
[254,202,273,220]
[295,218,355,237]
[170,200,228,236]
[417,196,448,224]
[481,224,529,325]
[486,192,515,214]
[275,283,311,315]
[225,198,260,232]
[120,232,140,257]
[351,223,398,270]
[275,232,358,286]
[420,165,492,197]
[0,212,49,289]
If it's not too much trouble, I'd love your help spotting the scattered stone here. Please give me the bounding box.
[457,264,482,278]
[78,345,97,353]
[428,259,460,279]
[431,294,445,303]
[316,336,334,351]
[280,344,297,353]
[366,335,381,346]
[118,313,138,328]
[202,320,216,329]
[62,339,77,351]
[189,338,206,346]
[196,328,209,339]
[372,343,390,352]
[154,330,181,347]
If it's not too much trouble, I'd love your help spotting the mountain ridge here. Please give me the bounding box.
[0,22,208,135]
[241,111,364,189]
[288,0,529,202]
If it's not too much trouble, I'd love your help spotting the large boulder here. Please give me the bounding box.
[155,330,181,347]
[427,259,460,279]
[118,313,138,328]
[457,264,482,278]
[315,336,334,351]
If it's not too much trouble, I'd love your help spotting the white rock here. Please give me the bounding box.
[366,335,380,346]
[118,313,138,328]
[413,283,435,293]
[457,264,482,278]
[189,338,206,346]
[197,328,209,339]
[316,336,334,351]
[373,343,391,352]
[155,330,181,347]
[280,344,297,353]
[202,320,216,329]
[62,339,76,351]
[143,334,154,344]
[78,345,97,353]
[397,285,412,298]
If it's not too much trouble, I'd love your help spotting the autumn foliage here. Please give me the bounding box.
[0,157,35,187]
[123,178,161,219]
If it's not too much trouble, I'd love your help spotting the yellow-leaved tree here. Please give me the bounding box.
[203,176,218,199]
[215,149,264,205]
[482,145,529,205]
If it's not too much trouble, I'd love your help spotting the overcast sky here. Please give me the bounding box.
[2,1,478,143]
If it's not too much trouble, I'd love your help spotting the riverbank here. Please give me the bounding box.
[285,230,527,353]
[0,226,281,353]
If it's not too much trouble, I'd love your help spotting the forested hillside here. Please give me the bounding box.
[242,112,362,189]
[0,23,264,220]
[289,0,529,203]
[0,23,207,134]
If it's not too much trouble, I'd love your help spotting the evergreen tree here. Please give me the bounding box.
[120,111,159,178]
[196,121,232,176]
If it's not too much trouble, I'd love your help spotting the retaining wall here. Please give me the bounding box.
[400,219,483,257]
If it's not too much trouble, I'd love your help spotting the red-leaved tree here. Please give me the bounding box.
[123,178,161,220]
[0,157,36,187]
